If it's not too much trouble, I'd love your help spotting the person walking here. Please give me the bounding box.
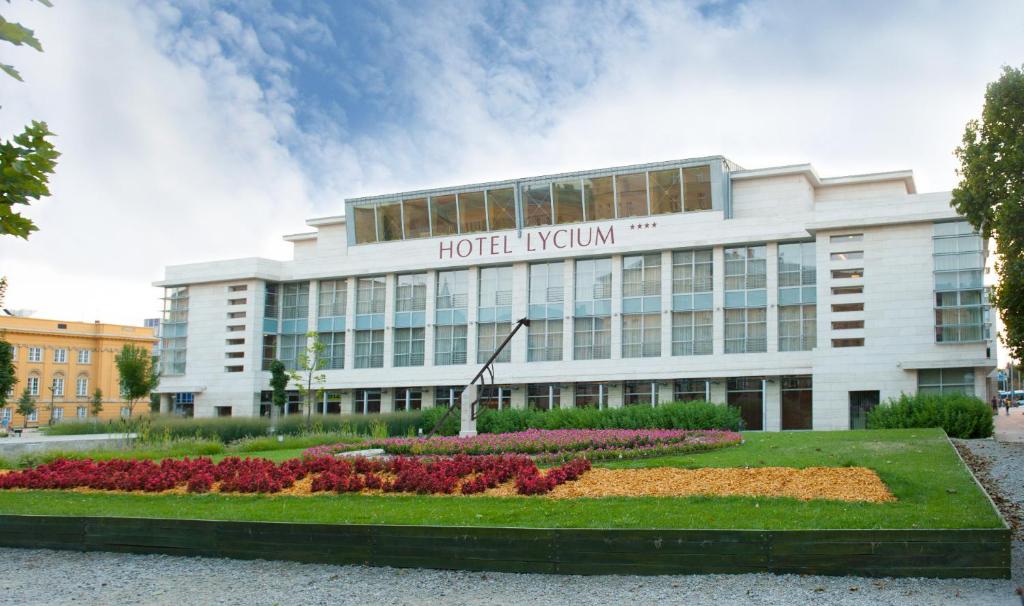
[1005,397,1011,416]
[991,396,999,415]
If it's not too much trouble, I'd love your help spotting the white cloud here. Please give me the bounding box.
[1,0,1022,331]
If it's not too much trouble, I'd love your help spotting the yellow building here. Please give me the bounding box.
[0,316,157,427]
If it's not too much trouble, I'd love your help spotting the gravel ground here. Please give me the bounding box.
[0,547,1017,606]
[0,439,1020,606]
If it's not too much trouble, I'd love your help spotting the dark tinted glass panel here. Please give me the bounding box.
[403,198,430,238]
[553,180,584,224]
[616,172,648,218]
[487,188,516,230]
[649,169,681,215]
[353,206,377,244]
[378,202,403,241]
[683,165,712,211]
[524,184,553,227]
[458,191,487,234]
[583,175,615,220]
[431,194,458,236]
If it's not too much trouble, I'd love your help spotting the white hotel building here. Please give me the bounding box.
[154,156,996,430]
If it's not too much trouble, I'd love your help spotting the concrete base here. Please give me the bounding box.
[0,433,139,457]
[460,384,478,437]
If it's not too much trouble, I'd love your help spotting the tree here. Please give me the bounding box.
[1,2,59,240]
[90,387,103,418]
[952,65,1024,361]
[268,359,288,430]
[115,344,159,418]
[288,332,326,429]
[15,386,34,428]
[0,338,14,408]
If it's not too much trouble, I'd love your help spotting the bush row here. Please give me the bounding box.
[866,392,994,439]
[421,401,742,436]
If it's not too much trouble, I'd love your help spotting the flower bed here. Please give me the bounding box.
[0,455,590,497]
[304,429,742,463]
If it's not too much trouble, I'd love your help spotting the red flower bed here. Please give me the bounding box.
[0,454,591,497]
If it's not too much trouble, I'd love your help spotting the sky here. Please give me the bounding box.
[1,0,1022,331]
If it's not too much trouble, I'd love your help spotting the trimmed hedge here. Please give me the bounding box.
[43,412,425,443]
[421,401,741,436]
[866,393,994,439]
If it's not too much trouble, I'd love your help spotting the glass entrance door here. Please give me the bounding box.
[849,390,880,429]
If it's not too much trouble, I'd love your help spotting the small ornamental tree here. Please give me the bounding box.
[288,332,326,429]
[115,344,159,418]
[0,338,15,408]
[90,388,103,418]
[16,387,35,428]
[268,359,288,431]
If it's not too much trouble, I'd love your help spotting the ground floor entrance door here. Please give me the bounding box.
[849,390,880,429]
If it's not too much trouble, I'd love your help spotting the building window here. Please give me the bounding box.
[28,347,42,363]
[622,313,660,358]
[832,338,865,348]
[393,327,425,367]
[394,274,427,326]
[624,381,659,406]
[830,251,863,261]
[831,268,863,280]
[622,254,661,358]
[76,406,87,419]
[727,377,763,431]
[832,303,864,313]
[53,348,67,363]
[161,286,188,376]
[830,234,863,243]
[225,365,244,373]
[522,183,554,227]
[527,384,560,411]
[918,367,974,395]
[435,270,469,365]
[672,311,712,356]
[648,168,681,215]
[394,388,422,411]
[832,285,863,295]
[352,389,382,414]
[27,410,38,422]
[529,262,564,362]
[51,376,64,397]
[76,376,88,397]
[574,258,612,360]
[528,319,563,362]
[279,334,304,370]
[724,245,767,353]
[318,279,347,318]
[781,376,812,430]
[227,311,246,319]
[318,332,345,369]
[27,375,40,396]
[264,283,280,318]
[934,221,987,343]
[354,330,384,368]
[229,284,248,292]
[261,334,277,371]
[228,298,247,306]
[356,277,386,315]
[120,407,131,418]
[616,172,648,218]
[52,407,64,421]
[832,320,864,330]
[673,379,709,402]
[281,282,309,320]
[77,349,91,364]
[0,408,10,423]
[574,383,608,409]
[435,386,463,409]
[478,385,513,410]
[778,242,817,352]
[478,266,513,363]
[7,345,14,361]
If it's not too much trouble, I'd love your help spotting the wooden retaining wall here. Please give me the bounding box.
[0,515,1009,578]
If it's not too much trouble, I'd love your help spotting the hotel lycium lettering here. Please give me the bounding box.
[154,156,996,429]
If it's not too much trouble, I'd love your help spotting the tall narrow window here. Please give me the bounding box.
[435,270,468,365]
[523,183,553,227]
[778,242,817,351]
[352,206,377,244]
[161,286,189,375]
[622,254,661,358]
[724,245,767,353]
[394,273,427,367]
[583,175,615,221]
[377,201,403,241]
[933,221,987,343]
[672,249,713,356]
[478,266,513,363]
[355,277,386,368]
[528,262,564,361]
[403,198,430,239]
[727,377,763,430]
[615,172,648,218]
[781,376,812,430]
[649,169,681,215]
[430,194,458,236]
[487,188,517,230]
[553,179,584,224]
[458,191,487,234]
[354,330,384,368]
[574,258,612,360]
[318,332,345,369]
[683,165,712,211]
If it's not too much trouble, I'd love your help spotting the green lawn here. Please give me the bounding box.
[0,429,1002,530]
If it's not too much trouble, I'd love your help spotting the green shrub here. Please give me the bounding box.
[229,432,362,453]
[866,392,994,439]
[420,401,741,436]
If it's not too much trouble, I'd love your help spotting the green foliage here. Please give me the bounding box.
[0,121,59,239]
[952,64,1024,360]
[288,332,327,427]
[43,412,426,442]
[90,388,103,417]
[228,433,361,454]
[421,401,742,436]
[0,2,52,82]
[866,392,994,439]
[268,360,288,410]
[114,344,159,417]
[15,387,34,424]
[0,338,15,407]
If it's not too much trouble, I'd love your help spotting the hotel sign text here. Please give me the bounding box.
[438,225,615,260]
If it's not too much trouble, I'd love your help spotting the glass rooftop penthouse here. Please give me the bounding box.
[344,157,733,246]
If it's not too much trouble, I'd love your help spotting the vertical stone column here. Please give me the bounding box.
[709,379,728,405]
[340,389,354,415]
[467,266,479,366]
[460,383,478,437]
[607,381,624,409]
[344,277,357,371]
[421,387,435,410]
[382,273,396,368]
[764,378,782,431]
[610,255,623,360]
[712,246,725,356]
[510,385,527,410]
[661,250,673,357]
[380,387,394,413]
[562,260,574,362]
[158,393,171,414]
[766,243,779,354]
[424,270,437,367]
[560,382,575,409]
[658,381,674,404]
[510,263,529,363]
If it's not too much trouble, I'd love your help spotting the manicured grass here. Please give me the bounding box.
[0,429,1001,530]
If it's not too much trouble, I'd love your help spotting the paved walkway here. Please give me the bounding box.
[1,432,136,444]
[0,432,138,456]
[994,409,1024,443]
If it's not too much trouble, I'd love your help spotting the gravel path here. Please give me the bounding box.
[0,547,1016,606]
[0,439,1020,605]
